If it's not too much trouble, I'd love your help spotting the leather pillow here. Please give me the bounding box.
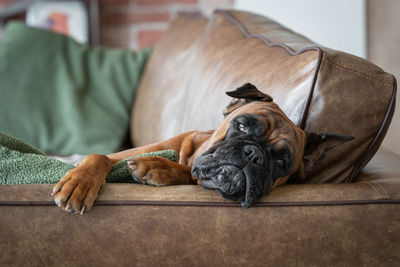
[132,10,396,183]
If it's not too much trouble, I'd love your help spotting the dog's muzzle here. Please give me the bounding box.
[191,138,273,208]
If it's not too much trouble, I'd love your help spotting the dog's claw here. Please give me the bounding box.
[128,161,137,170]
[51,187,60,196]
[80,206,86,215]
[55,198,63,207]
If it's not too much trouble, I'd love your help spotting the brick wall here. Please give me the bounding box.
[0,0,234,49]
[0,0,13,7]
[99,0,234,50]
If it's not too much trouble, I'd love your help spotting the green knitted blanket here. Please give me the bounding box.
[0,132,177,185]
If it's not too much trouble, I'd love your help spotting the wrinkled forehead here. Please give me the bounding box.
[226,101,289,121]
[214,102,305,144]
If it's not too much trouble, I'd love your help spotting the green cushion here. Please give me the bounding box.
[0,22,151,155]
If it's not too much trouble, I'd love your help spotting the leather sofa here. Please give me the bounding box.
[1,10,399,266]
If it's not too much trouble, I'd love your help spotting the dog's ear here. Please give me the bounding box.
[223,83,273,117]
[303,132,355,168]
[226,83,273,102]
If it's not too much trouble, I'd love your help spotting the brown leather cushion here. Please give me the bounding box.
[131,10,396,184]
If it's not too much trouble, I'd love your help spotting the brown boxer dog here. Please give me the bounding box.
[52,83,353,213]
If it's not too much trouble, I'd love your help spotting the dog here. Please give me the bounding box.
[52,83,353,214]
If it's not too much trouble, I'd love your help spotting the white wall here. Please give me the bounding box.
[235,0,366,58]
[367,0,400,156]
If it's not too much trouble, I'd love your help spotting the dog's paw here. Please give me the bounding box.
[52,170,102,214]
[128,157,181,186]
[51,154,111,215]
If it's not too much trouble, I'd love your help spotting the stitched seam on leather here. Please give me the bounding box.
[100,195,226,201]
[216,10,321,56]
[374,182,390,199]
[360,182,388,200]
[2,199,400,207]
[324,59,392,86]
[326,59,391,79]
[99,199,400,206]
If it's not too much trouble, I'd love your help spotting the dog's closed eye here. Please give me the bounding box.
[237,122,247,133]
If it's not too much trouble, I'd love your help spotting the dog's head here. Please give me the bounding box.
[192,83,353,208]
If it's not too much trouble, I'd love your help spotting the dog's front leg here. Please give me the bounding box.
[127,156,196,186]
[52,154,112,214]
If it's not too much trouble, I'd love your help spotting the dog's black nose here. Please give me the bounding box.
[243,145,264,165]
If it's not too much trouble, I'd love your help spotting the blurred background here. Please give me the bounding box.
[0,0,235,49]
[0,0,399,156]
